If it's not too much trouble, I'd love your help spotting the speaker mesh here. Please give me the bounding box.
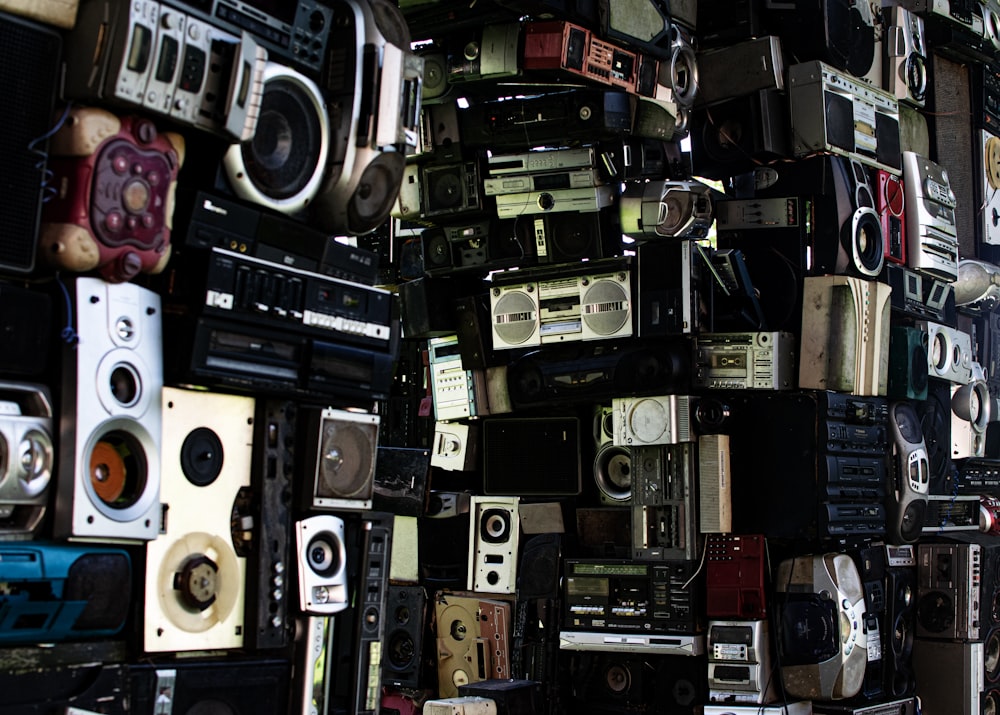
[493,290,537,346]
[582,278,629,336]
[0,14,61,273]
[65,552,131,631]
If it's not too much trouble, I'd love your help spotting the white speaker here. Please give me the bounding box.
[143,387,254,652]
[301,408,380,511]
[295,514,349,616]
[54,277,162,542]
[467,496,520,594]
[222,61,330,216]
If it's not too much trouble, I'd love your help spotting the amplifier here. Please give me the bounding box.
[916,540,981,641]
[958,458,1000,495]
[165,247,396,353]
[921,494,981,534]
[788,60,902,173]
[563,558,704,638]
[489,257,633,350]
[693,332,796,390]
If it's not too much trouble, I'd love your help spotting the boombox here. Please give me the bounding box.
[562,651,707,714]
[774,552,869,701]
[0,382,53,539]
[220,60,332,217]
[798,276,892,396]
[951,360,991,459]
[902,151,959,282]
[888,400,930,545]
[0,542,131,644]
[884,6,928,108]
[488,257,633,350]
[788,60,902,173]
[63,0,266,141]
[693,332,796,390]
[40,106,184,283]
[312,0,422,235]
[766,0,877,78]
[160,0,333,72]
[435,593,512,698]
[562,558,705,645]
[506,335,691,410]
[521,20,642,93]
[444,21,521,85]
[619,180,721,239]
[630,443,700,560]
[612,394,694,446]
[916,540,981,641]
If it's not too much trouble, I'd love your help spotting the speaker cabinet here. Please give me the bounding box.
[467,495,520,594]
[482,416,581,496]
[299,407,380,511]
[0,12,61,274]
[54,278,162,542]
[382,584,426,689]
[130,659,292,715]
[295,514,348,616]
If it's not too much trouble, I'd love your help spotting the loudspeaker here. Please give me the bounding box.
[295,514,348,616]
[382,584,426,689]
[594,404,632,505]
[768,0,876,78]
[482,416,581,496]
[888,325,930,401]
[300,407,380,511]
[129,659,292,715]
[54,277,162,542]
[518,532,562,600]
[468,495,520,594]
[143,387,254,653]
[919,379,956,496]
[0,12,61,275]
[512,210,620,265]
[0,381,53,539]
[566,652,707,713]
[884,549,917,698]
[222,62,329,216]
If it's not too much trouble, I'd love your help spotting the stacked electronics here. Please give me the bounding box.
[3,0,1000,713]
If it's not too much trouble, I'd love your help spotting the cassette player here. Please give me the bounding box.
[883,263,956,326]
[563,558,704,637]
[820,393,890,455]
[170,247,397,354]
[916,540,981,641]
[693,332,796,390]
[707,619,776,704]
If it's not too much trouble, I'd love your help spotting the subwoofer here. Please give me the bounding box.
[222,62,329,216]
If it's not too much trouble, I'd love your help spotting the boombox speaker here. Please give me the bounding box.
[0,12,61,274]
[223,61,329,216]
[54,278,162,543]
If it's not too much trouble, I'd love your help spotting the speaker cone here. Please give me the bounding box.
[316,420,376,500]
[180,427,224,487]
[481,507,511,543]
[348,152,406,235]
[223,63,329,215]
[916,590,955,633]
[89,429,148,509]
[306,531,344,578]
[594,443,631,503]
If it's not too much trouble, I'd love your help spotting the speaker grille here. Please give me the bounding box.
[582,278,629,336]
[315,418,377,500]
[493,290,537,346]
[65,552,131,631]
[0,14,61,273]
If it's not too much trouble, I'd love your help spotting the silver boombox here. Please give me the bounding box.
[0,382,54,539]
[694,332,796,390]
[63,0,266,141]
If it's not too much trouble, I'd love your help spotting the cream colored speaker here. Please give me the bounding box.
[143,387,254,653]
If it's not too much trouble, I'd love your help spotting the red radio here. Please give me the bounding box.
[40,106,184,283]
[705,533,769,620]
[877,168,907,266]
[522,20,639,93]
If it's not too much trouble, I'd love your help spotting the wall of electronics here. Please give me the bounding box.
[4,0,1000,713]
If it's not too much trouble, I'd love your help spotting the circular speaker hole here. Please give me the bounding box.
[88,429,148,509]
[109,363,141,407]
[306,533,342,577]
